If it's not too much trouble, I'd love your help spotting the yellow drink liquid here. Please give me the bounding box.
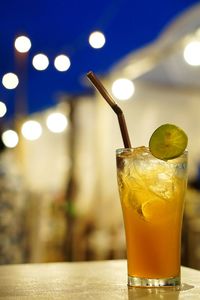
[116,147,187,286]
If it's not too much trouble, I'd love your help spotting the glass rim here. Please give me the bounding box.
[116,147,135,154]
[116,146,188,158]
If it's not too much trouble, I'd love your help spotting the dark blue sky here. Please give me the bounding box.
[0,0,199,120]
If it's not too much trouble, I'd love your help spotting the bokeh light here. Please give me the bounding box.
[14,35,31,53]
[89,31,106,49]
[2,73,19,89]
[46,112,68,133]
[32,54,49,71]
[54,55,71,71]
[0,102,7,117]
[21,120,42,140]
[183,41,200,66]
[2,130,19,148]
[111,78,135,100]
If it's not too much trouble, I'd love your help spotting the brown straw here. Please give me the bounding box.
[87,71,132,148]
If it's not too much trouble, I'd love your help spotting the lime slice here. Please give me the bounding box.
[149,124,188,160]
[142,199,173,223]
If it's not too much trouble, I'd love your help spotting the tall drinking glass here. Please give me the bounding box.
[116,146,188,287]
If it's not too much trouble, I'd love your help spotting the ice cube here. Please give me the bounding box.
[149,172,174,200]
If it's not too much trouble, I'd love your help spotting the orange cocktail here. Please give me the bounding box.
[116,146,188,287]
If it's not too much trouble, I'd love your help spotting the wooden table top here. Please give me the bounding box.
[0,260,200,299]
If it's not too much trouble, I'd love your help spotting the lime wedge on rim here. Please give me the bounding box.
[149,124,188,160]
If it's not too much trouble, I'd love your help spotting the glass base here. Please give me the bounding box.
[128,275,180,287]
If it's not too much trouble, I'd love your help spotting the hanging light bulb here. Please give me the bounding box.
[112,78,135,100]
[0,101,7,117]
[89,31,106,49]
[32,53,49,71]
[183,41,200,66]
[2,130,19,148]
[54,55,71,72]
[2,73,19,89]
[46,112,68,133]
[21,120,42,140]
[14,35,31,53]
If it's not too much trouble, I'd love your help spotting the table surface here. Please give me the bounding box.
[0,260,200,299]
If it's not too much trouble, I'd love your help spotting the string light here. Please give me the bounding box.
[2,73,19,89]
[46,112,68,133]
[183,41,200,66]
[89,31,106,49]
[0,102,7,117]
[14,35,31,53]
[2,130,19,148]
[112,78,135,100]
[32,53,49,71]
[21,120,42,140]
[54,55,71,71]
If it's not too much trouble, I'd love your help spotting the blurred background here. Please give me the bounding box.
[0,0,200,269]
